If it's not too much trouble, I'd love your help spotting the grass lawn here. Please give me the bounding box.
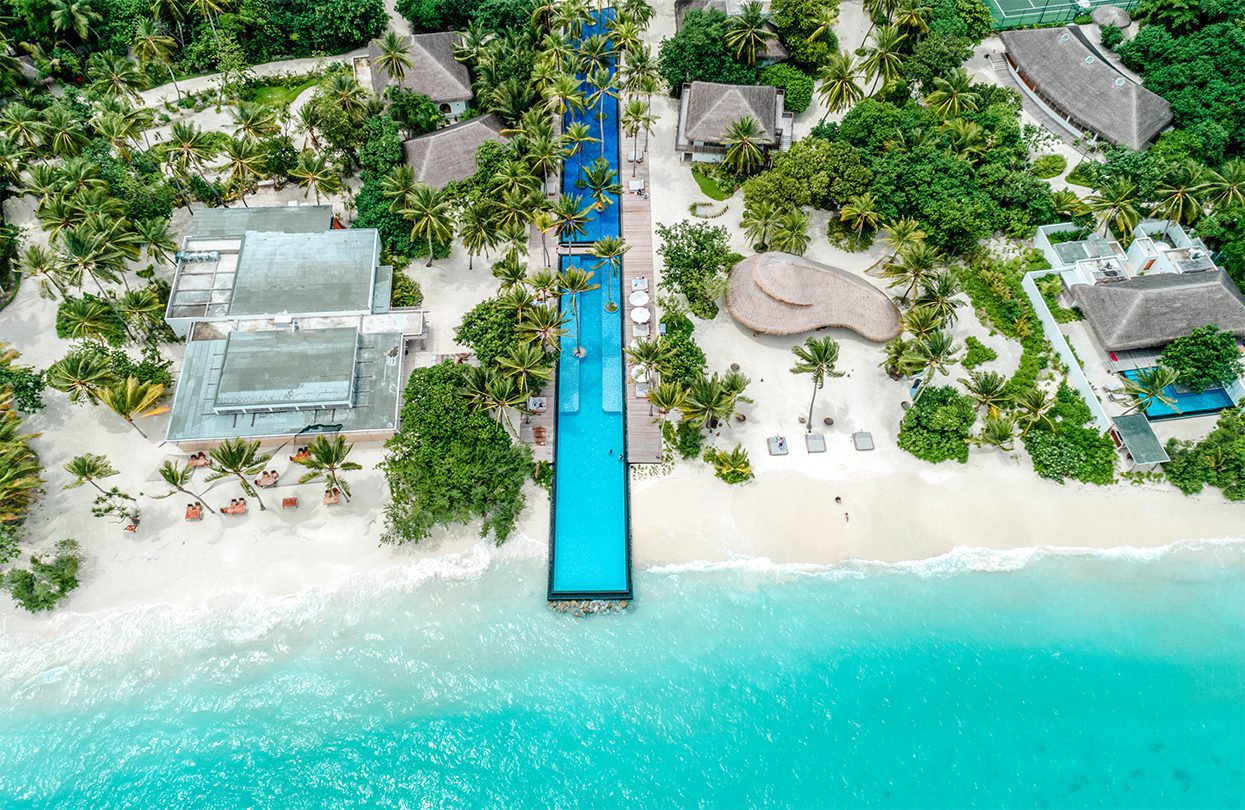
[246,76,320,107]
[1065,161,1097,188]
[690,165,733,201]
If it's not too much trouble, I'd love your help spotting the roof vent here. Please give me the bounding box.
[1114,77,1126,86]
[1084,55,1095,64]
[1059,32,1071,42]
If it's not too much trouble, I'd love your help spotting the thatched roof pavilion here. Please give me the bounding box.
[724,252,901,342]
[368,32,471,105]
[401,115,507,189]
[998,25,1170,150]
[1069,270,1245,351]
[677,81,781,148]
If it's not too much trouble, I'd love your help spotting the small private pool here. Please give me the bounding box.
[1121,367,1236,419]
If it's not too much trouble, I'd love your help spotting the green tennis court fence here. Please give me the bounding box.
[989,0,1139,29]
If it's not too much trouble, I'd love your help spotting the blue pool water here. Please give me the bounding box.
[560,8,621,243]
[2,543,1244,806]
[1121,367,1235,418]
[550,254,628,597]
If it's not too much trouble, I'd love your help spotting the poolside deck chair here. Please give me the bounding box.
[282,497,299,510]
[633,321,651,338]
[805,433,826,453]
[534,426,548,446]
[185,503,203,521]
[767,436,789,456]
[631,277,649,292]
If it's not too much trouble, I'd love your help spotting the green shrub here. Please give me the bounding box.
[1021,385,1115,485]
[1031,153,1067,179]
[0,364,44,413]
[390,271,423,308]
[760,64,815,113]
[1100,23,1124,49]
[1065,161,1097,187]
[5,539,82,613]
[656,313,708,388]
[66,343,174,389]
[898,385,977,463]
[655,221,741,319]
[962,336,998,369]
[703,444,754,483]
[674,420,705,459]
[1158,325,1243,394]
[454,298,522,367]
[1164,408,1245,499]
[381,363,532,544]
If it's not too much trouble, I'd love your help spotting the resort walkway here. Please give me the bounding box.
[621,150,663,464]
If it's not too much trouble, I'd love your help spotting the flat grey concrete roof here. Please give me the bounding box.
[214,328,358,413]
[228,230,377,317]
[186,206,333,239]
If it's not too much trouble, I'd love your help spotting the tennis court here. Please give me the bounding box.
[986,0,1136,28]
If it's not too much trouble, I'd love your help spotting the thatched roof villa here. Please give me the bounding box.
[1070,269,1245,352]
[401,114,508,189]
[724,252,901,342]
[676,81,791,161]
[367,32,472,115]
[998,25,1171,150]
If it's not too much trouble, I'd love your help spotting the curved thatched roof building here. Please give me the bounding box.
[999,25,1170,150]
[724,252,901,342]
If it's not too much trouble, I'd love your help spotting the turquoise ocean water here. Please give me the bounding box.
[2,541,1244,808]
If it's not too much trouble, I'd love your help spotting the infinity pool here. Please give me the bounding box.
[1121,367,1235,419]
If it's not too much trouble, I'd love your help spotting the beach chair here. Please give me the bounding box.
[631,277,649,292]
[282,497,299,510]
[185,503,203,521]
[534,426,548,446]
[767,436,789,456]
[805,433,827,453]
[323,490,341,506]
[633,322,651,338]
[852,431,875,451]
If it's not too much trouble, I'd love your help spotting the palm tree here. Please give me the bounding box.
[722,116,767,177]
[1201,159,1245,210]
[56,297,120,342]
[63,453,119,494]
[579,157,622,212]
[561,121,599,163]
[561,266,600,357]
[647,381,687,423]
[43,106,89,157]
[373,30,414,83]
[724,1,777,66]
[680,374,735,431]
[881,336,917,378]
[1152,161,1205,225]
[97,377,168,439]
[50,0,100,40]
[621,99,654,177]
[1085,177,1141,239]
[290,151,342,205]
[462,366,526,437]
[132,19,180,99]
[625,337,671,382]
[155,460,217,514]
[916,272,963,325]
[96,112,139,161]
[904,331,961,398]
[893,0,931,34]
[498,343,554,395]
[551,194,593,250]
[218,137,267,205]
[521,305,569,353]
[136,217,178,268]
[380,164,418,212]
[87,53,146,100]
[901,304,943,339]
[584,68,617,158]
[324,73,367,116]
[884,242,942,304]
[589,236,630,310]
[770,209,811,255]
[924,68,979,117]
[741,202,780,250]
[976,413,1015,451]
[162,120,217,181]
[791,337,845,433]
[293,434,363,501]
[941,118,987,164]
[1121,366,1179,414]
[959,370,1010,416]
[1051,189,1087,217]
[806,6,839,42]
[1014,387,1055,435]
[188,0,225,39]
[861,25,906,93]
[294,104,323,151]
[458,204,496,271]
[206,438,272,510]
[231,102,280,141]
[1,105,47,151]
[840,192,881,249]
[400,184,454,267]
[118,288,164,335]
[21,245,72,300]
[870,217,926,274]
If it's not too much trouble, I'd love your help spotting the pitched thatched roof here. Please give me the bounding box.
[724,252,901,342]
[999,26,1171,150]
[1070,270,1245,351]
[681,81,780,145]
[401,114,507,188]
[1091,5,1132,28]
[368,32,471,104]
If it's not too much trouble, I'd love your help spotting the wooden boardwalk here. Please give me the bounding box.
[518,376,555,464]
[619,144,663,464]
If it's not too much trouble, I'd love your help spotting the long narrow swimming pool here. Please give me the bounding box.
[549,254,630,599]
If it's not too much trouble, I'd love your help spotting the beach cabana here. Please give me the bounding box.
[724,252,901,342]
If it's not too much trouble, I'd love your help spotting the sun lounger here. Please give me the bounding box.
[631,277,648,291]
[633,322,651,338]
[282,497,299,509]
[323,491,341,506]
[767,436,789,456]
[534,426,548,446]
[185,504,203,521]
[805,433,826,453]
[852,431,875,451]
[636,381,650,397]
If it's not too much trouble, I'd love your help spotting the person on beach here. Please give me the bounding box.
[844,512,850,523]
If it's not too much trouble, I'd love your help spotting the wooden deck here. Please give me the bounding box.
[620,143,663,464]
[518,376,555,464]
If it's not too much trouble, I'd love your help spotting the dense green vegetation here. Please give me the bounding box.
[1165,407,1245,499]
[655,221,742,319]
[1021,385,1116,485]
[5,539,82,612]
[658,9,757,92]
[1158,325,1243,393]
[382,362,533,544]
[759,64,814,114]
[961,336,996,369]
[897,386,976,463]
